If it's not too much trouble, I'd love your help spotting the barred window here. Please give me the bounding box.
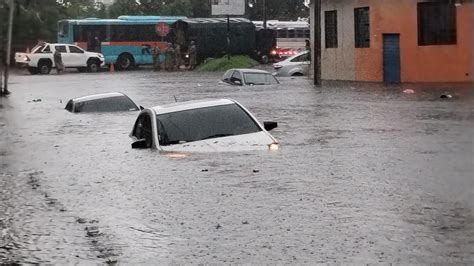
[354,7,370,48]
[325,10,338,48]
[418,2,456,45]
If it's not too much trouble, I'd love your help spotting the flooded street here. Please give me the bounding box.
[1,69,473,264]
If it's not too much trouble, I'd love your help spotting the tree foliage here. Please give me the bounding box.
[246,0,309,21]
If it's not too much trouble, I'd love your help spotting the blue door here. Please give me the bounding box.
[383,34,401,84]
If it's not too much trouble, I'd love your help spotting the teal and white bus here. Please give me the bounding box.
[57,16,186,70]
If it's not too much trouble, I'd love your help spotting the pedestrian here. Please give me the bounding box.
[152,45,161,71]
[164,43,175,72]
[187,41,197,71]
[92,33,101,53]
[54,49,64,75]
[174,43,182,71]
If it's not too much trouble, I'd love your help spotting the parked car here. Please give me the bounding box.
[15,42,105,74]
[273,50,310,76]
[65,92,140,113]
[221,69,279,86]
[130,99,279,152]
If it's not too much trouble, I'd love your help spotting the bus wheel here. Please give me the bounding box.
[117,54,134,70]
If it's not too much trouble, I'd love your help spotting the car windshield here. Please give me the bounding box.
[32,43,45,53]
[243,73,279,85]
[156,103,261,146]
[72,96,138,113]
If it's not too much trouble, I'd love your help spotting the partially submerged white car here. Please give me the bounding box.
[221,69,279,86]
[273,50,310,76]
[130,99,279,152]
[65,92,140,113]
[15,42,105,74]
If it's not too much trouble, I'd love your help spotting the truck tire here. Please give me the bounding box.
[117,54,134,70]
[87,58,100,73]
[38,60,52,75]
[27,67,39,74]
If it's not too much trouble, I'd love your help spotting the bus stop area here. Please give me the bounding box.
[1,68,473,264]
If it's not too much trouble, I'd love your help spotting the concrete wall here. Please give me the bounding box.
[310,0,474,83]
[321,0,357,80]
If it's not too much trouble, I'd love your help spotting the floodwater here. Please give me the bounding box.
[1,68,473,264]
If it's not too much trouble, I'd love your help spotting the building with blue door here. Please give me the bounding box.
[308,0,473,83]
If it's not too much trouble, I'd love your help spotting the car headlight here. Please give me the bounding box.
[268,143,279,151]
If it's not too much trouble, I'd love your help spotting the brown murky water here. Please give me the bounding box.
[1,69,473,263]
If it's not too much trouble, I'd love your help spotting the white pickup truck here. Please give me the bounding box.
[15,42,105,74]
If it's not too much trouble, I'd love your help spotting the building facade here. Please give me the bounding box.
[309,0,474,83]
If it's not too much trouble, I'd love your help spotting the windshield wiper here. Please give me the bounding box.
[203,133,233,140]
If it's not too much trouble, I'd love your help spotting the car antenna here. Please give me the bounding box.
[174,95,178,102]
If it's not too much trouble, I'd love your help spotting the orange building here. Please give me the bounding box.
[310,0,474,83]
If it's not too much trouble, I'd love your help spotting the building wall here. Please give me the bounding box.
[321,0,357,80]
[311,0,474,83]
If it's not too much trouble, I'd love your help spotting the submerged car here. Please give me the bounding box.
[221,69,279,86]
[65,92,140,113]
[130,99,279,152]
[273,50,310,76]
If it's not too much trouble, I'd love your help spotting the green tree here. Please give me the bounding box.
[108,0,142,17]
[108,0,193,17]
[246,0,308,21]
[191,0,211,17]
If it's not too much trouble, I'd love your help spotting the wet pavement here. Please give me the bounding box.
[1,68,473,264]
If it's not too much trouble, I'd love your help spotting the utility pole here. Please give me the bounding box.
[313,0,321,86]
[227,15,230,60]
[1,0,14,95]
[262,0,266,28]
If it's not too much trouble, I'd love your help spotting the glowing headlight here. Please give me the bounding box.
[268,143,280,151]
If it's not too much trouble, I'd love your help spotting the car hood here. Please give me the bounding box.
[86,52,104,58]
[159,131,278,152]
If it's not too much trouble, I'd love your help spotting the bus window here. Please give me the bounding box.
[277,29,287,38]
[288,29,295,38]
[58,21,69,37]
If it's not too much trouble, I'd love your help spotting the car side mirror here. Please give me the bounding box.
[263,121,278,131]
[131,139,149,149]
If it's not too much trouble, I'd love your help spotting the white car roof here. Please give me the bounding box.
[151,99,236,115]
[72,92,126,102]
[281,50,309,62]
[231,68,272,74]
